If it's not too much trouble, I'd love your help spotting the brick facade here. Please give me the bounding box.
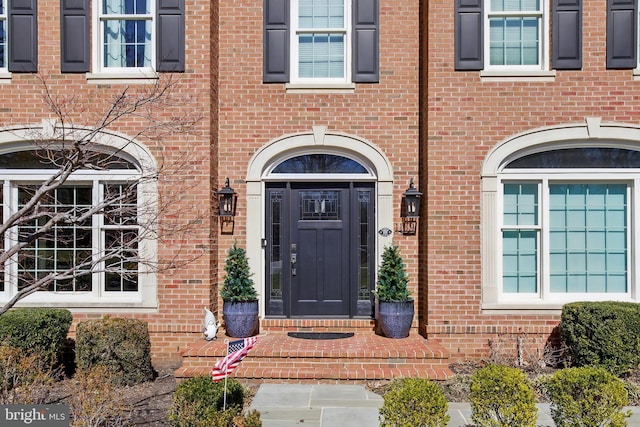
[4,0,635,369]
[425,0,640,362]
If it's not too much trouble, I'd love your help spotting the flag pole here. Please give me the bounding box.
[223,339,229,410]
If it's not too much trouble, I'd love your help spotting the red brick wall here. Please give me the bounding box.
[217,1,422,313]
[0,1,215,367]
[425,1,640,362]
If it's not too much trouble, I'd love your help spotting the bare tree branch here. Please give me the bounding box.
[0,74,207,315]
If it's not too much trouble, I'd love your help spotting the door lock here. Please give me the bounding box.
[291,244,297,276]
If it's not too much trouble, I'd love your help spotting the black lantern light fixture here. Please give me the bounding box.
[400,178,422,235]
[218,177,237,218]
[218,178,237,235]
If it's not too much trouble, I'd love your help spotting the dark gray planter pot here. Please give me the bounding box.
[378,300,414,338]
[223,300,259,338]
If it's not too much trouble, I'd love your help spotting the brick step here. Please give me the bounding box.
[176,330,453,382]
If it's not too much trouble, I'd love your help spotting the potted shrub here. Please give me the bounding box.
[374,245,414,338]
[220,243,259,338]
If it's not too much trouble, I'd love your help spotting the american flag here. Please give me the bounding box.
[211,336,257,382]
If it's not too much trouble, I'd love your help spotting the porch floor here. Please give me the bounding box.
[176,327,453,383]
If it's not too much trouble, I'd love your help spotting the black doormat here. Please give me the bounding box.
[287,332,354,340]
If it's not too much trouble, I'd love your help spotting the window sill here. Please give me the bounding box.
[6,298,158,312]
[633,68,640,80]
[0,72,11,83]
[285,83,356,94]
[86,71,159,85]
[480,69,556,82]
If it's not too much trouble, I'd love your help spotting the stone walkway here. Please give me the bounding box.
[249,383,640,427]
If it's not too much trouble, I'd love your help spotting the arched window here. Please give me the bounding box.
[0,142,157,309]
[482,121,640,309]
[272,154,368,174]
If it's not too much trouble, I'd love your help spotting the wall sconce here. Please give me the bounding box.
[400,178,422,235]
[218,178,237,234]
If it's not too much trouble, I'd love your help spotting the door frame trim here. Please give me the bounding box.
[245,126,395,318]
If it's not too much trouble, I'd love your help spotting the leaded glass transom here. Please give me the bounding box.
[300,190,340,220]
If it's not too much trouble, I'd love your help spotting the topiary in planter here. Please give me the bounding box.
[374,245,413,338]
[220,243,259,338]
[470,364,538,427]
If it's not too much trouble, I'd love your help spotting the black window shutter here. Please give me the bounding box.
[264,0,289,83]
[8,0,37,72]
[552,0,582,69]
[157,0,185,72]
[607,0,637,69]
[455,0,483,70]
[61,0,90,73]
[352,0,379,83]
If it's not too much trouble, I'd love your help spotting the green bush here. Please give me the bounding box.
[75,317,154,386]
[168,376,246,427]
[379,377,449,427]
[0,308,72,367]
[560,301,640,375]
[470,365,537,427]
[542,366,631,427]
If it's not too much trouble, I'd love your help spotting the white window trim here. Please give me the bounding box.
[484,0,550,72]
[290,0,352,85]
[496,172,637,307]
[0,123,158,311]
[91,0,157,79]
[482,118,640,311]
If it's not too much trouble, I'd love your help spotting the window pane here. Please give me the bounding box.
[503,230,538,293]
[549,184,627,293]
[103,0,150,15]
[17,185,93,293]
[103,20,151,68]
[104,229,139,292]
[506,148,640,168]
[299,0,344,28]
[273,154,368,174]
[491,0,540,12]
[298,34,344,78]
[489,17,539,66]
[503,183,538,226]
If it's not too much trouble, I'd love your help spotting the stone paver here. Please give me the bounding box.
[249,383,640,427]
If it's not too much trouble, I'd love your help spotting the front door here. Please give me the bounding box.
[265,182,375,318]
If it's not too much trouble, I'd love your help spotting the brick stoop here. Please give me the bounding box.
[175,321,453,383]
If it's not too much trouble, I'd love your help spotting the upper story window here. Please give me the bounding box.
[264,0,379,85]
[487,0,544,69]
[291,0,349,83]
[455,0,582,72]
[72,0,183,76]
[0,2,6,70]
[99,0,153,71]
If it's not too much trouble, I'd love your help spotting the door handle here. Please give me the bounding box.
[291,253,297,276]
[291,243,297,276]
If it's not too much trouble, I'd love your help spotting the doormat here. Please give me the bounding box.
[287,332,354,340]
